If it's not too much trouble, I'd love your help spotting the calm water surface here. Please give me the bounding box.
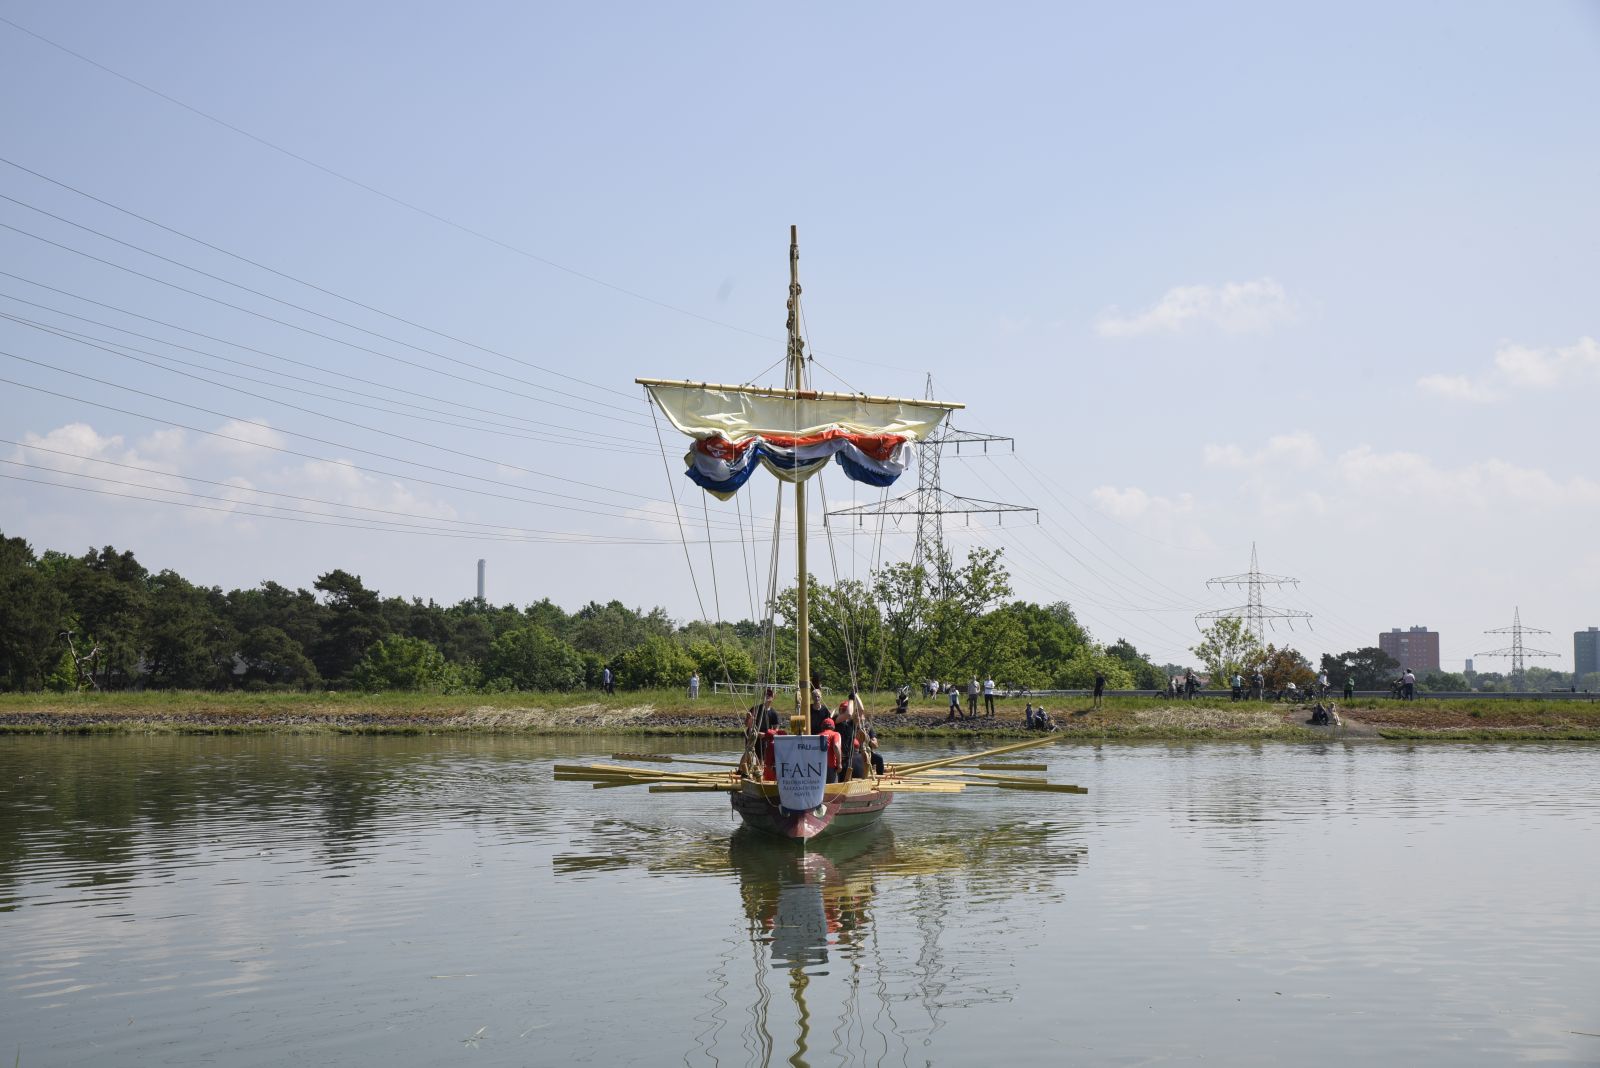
[1,735,1597,1066]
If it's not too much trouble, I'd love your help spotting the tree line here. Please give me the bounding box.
[0,533,1170,695]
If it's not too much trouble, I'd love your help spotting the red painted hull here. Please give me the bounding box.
[730,781,893,842]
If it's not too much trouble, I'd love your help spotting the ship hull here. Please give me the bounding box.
[731,779,892,842]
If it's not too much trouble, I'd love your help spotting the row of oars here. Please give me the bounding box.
[555,732,1085,796]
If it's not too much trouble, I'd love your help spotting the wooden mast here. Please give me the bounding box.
[787,225,810,731]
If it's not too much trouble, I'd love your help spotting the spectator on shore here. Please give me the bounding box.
[983,675,997,716]
[688,671,700,700]
[602,665,614,696]
[967,677,980,718]
[1252,669,1265,700]
[1093,671,1106,710]
[1344,675,1356,699]
[1231,672,1244,702]
[1403,669,1416,701]
[948,684,961,721]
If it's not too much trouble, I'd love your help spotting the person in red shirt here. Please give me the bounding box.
[818,717,843,783]
[760,725,785,781]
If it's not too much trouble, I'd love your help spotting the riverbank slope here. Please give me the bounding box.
[2,691,1597,741]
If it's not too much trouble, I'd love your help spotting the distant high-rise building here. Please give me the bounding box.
[1379,626,1440,673]
[1464,658,1474,674]
[1577,628,1600,681]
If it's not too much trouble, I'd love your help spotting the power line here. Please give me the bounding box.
[0,272,633,433]
[0,217,645,429]
[0,468,754,547]
[0,368,772,533]
[0,15,783,345]
[0,308,657,456]
[0,155,638,400]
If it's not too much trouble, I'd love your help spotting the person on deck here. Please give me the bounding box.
[983,675,997,716]
[1093,671,1106,710]
[967,677,980,718]
[747,687,780,732]
[819,717,843,783]
[809,676,827,733]
[864,728,886,775]
[760,723,784,781]
[834,698,859,783]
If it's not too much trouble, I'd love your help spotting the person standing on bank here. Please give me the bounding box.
[602,665,613,696]
[983,675,997,717]
[948,684,961,720]
[967,677,980,718]
[1402,668,1416,701]
[1230,672,1244,702]
[688,671,699,700]
[1344,675,1356,700]
[1092,670,1106,710]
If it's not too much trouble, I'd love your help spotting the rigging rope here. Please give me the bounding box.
[646,390,736,688]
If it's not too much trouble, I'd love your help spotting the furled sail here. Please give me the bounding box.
[640,380,960,500]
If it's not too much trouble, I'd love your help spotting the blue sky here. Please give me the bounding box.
[3,1,1598,672]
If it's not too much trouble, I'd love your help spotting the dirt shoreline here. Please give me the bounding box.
[2,695,1597,741]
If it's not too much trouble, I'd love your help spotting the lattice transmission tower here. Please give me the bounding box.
[827,373,1036,571]
[1195,543,1312,640]
[1477,607,1557,690]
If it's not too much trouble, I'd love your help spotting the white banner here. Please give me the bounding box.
[772,735,828,811]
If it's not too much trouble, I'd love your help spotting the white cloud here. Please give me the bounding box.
[1203,431,1322,471]
[1416,374,1499,403]
[1334,445,1600,508]
[1417,336,1599,401]
[1091,485,1193,521]
[1096,278,1296,339]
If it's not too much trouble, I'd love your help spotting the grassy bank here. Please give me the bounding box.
[3,690,1598,742]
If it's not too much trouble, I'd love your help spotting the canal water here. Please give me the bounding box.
[1,735,1597,1066]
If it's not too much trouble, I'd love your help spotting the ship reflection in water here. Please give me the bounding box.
[555,817,1086,1066]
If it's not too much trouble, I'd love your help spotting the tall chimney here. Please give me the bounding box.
[476,559,486,605]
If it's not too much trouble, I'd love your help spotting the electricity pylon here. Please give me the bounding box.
[1477,607,1557,691]
[827,373,1036,571]
[1194,543,1312,641]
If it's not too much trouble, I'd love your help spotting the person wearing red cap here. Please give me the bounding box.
[818,717,843,783]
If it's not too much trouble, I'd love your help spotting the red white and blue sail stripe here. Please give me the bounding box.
[643,383,954,501]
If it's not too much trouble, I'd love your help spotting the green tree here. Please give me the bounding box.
[1419,670,1468,692]
[486,625,585,691]
[352,635,457,692]
[144,571,235,689]
[239,626,321,689]
[1318,647,1400,690]
[312,570,387,685]
[1260,644,1315,690]
[1190,617,1265,685]
[0,533,66,690]
[615,633,696,690]
[1105,638,1166,689]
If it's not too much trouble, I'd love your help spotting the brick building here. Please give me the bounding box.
[1379,626,1440,673]
[1577,628,1600,682]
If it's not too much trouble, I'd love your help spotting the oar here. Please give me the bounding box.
[610,753,741,768]
[893,733,1065,776]
[953,762,1048,772]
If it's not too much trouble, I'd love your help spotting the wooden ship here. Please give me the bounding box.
[556,228,1085,841]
